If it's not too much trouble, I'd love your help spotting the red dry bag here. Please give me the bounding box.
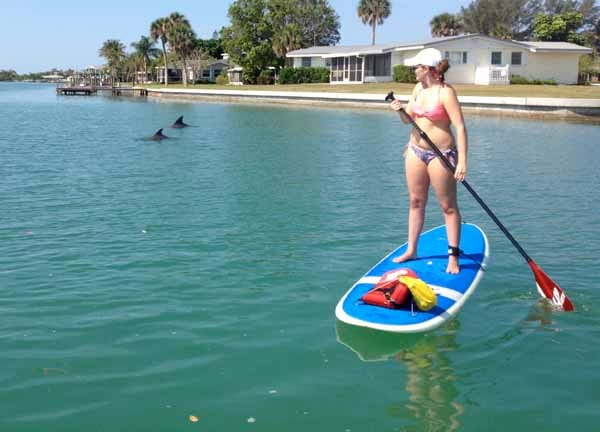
[361,268,417,309]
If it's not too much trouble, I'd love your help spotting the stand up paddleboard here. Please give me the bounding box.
[335,223,489,333]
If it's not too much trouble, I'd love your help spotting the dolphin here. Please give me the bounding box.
[171,116,189,128]
[150,128,168,141]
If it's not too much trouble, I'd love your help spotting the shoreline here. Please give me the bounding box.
[143,87,600,122]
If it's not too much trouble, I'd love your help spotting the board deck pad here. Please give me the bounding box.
[335,223,489,333]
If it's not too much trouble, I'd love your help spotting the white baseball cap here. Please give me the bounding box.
[405,48,442,67]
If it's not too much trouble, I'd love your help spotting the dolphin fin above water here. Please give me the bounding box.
[150,128,168,141]
[172,116,189,128]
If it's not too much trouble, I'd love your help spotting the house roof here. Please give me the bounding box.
[517,41,592,52]
[207,60,229,67]
[286,34,592,57]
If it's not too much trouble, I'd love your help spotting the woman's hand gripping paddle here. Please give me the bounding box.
[385,91,574,311]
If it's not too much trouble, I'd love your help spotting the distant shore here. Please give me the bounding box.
[143,87,600,121]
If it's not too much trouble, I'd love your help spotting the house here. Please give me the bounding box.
[286,34,592,85]
[227,66,244,85]
[155,59,229,84]
[201,60,229,82]
[155,65,182,84]
[41,74,65,83]
[135,70,153,84]
[67,66,112,87]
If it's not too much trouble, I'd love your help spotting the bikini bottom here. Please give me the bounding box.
[408,143,457,166]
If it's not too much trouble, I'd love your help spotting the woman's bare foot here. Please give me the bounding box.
[446,255,460,274]
[393,250,416,263]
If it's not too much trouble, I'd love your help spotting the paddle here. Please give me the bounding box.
[385,91,574,311]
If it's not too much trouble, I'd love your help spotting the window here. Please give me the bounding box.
[331,57,343,82]
[491,51,502,65]
[365,53,391,76]
[301,57,312,67]
[511,52,522,65]
[329,56,363,82]
[444,51,468,65]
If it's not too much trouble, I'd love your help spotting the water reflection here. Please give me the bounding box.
[336,320,464,431]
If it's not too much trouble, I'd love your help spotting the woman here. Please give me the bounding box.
[389,48,468,274]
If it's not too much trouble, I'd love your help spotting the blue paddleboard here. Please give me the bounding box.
[335,223,489,333]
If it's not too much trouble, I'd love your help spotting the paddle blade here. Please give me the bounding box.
[529,260,574,311]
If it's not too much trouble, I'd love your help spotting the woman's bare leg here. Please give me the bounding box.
[394,148,430,263]
[428,158,461,273]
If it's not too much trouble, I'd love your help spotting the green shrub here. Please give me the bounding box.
[242,68,260,84]
[216,71,229,85]
[278,67,295,84]
[279,67,329,84]
[256,69,275,85]
[509,75,529,84]
[393,65,417,83]
[510,74,557,85]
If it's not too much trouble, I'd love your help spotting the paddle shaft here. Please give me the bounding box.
[390,96,532,263]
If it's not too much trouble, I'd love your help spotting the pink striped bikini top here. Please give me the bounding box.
[411,86,450,122]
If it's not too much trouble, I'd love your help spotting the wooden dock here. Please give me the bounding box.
[56,85,148,97]
[56,86,97,96]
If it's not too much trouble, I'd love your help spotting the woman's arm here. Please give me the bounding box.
[390,84,419,124]
[442,85,468,181]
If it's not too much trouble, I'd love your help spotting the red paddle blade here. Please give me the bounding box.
[529,260,574,311]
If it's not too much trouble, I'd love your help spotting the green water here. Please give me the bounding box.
[1,82,599,431]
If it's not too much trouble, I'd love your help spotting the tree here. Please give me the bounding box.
[131,36,159,83]
[122,52,142,84]
[150,17,171,85]
[532,11,585,43]
[269,0,306,59]
[0,70,19,81]
[167,12,197,87]
[297,0,341,46]
[461,0,547,40]
[461,0,517,38]
[197,36,225,60]
[578,0,600,29]
[430,13,465,37]
[500,0,600,40]
[272,23,303,59]
[221,0,277,84]
[99,39,125,82]
[269,0,340,59]
[535,1,600,30]
[357,0,391,45]
[187,46,210,82]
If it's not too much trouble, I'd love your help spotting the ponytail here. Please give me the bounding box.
[435,59,450,84]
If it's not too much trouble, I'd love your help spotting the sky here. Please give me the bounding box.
[0,0,472,74]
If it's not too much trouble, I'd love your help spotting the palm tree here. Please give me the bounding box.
[430,13,464,37]
[131,36,160,83]
[99,39,126,83]
[150,17,171,85]
[273,23,303,59]
[167,13,197,87]
[168,11,191,28]
[357,0,391,45]
[123,53,142,85]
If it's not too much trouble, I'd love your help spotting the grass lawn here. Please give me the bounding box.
[143,82,600,99]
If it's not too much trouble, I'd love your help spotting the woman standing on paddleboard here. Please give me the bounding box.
[389,48,468,274]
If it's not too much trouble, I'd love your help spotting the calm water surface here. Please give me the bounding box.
[1,82,599,431]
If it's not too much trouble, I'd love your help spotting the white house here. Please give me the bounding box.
[154,60,229,84]
[286,34,592,85]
